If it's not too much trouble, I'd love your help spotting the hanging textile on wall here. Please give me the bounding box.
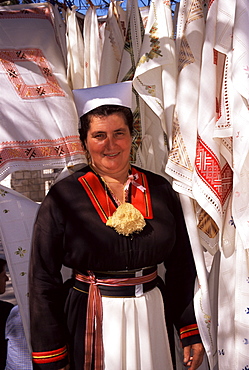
[133,0,176,178]
[83,5,103,87]
[99,1,127,85]
[66,5,84,89]
[53,4,68,66]
[231,0,249,253]
[164,2,218,368]
[133,0,176,135]
[117,0,145,161]
[218,1,249,369]
[0,184,39,347]
[165,0,205,196]
[0,3,85,181]
[191,0,234,244]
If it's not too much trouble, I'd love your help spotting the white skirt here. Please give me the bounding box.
[102,287,174,370]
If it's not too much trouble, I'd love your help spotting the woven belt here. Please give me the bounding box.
[75,268,158,370]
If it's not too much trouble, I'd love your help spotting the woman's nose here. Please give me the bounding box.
[106,135,116,149]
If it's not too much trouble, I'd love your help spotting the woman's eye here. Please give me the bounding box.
[94,133,105,139]
[115,131,124,137]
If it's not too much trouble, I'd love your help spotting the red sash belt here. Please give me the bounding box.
[75,269,158,370]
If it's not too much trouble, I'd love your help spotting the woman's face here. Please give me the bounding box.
[85,113,132,177]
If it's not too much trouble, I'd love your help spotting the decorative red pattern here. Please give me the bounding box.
[195,136,232,205]
[195,136,221,201]
[78,167,153,224]
[0,6,51,21]
[0,48,65,99]
[0,136,83,164]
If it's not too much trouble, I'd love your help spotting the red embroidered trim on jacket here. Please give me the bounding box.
[180,324,199,340]
[32,345,67,364]
[78,167,153,223]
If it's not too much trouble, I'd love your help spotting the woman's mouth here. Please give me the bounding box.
[104,153,119,158]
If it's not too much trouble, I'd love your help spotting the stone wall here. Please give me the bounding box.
[10,169,59,203]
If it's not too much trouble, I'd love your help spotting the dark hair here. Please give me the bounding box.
[79,105,133,150]
[0,258,7,274]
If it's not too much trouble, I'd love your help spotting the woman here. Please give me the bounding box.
[29,82,204,370]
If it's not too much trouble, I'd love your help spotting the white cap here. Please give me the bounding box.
[73,81,133,118]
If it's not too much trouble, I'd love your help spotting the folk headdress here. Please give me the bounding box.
[72,81,133,117]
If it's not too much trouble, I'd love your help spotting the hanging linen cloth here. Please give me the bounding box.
[0,3,85,181]
[165,0,205,195]
[164,2,217,369]
[99,1,127,85]
[188,1,235,368]
[83,5,102,87]
[117,0,144,161]
[53,4,68,66]
[218,2,249,369]
[133,0,176,178]
[0,184,39,348]
[133,0,176,137]
[191,0,234,249]
[66,5,84,89]
[231,0,249,253]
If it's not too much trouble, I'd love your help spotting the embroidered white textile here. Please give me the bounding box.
[133,0,176,135]
[191,0,234,232]
[117,0,144,160]
[99,1,127,85]
[0,3,85,180]
[66,6,84,89]
[83,6,102,87]
[0,185,39,347]
[165,0,205,197]
[133,0,174,177]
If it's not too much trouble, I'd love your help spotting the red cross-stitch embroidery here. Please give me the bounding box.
[0,7,51,21]
[0,48,65,99]
[0,136,83,165]
[195,136,232,206]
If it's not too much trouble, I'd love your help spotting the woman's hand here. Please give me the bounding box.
[183,343,205,369]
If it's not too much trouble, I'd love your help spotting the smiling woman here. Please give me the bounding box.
[82,109,132,182]
[29,82,204,370]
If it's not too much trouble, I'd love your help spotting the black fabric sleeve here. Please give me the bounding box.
[163,185,201,347]
[29,188,69,370]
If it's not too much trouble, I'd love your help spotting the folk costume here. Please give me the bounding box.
[29,164,201,370]
[29,82,201,369]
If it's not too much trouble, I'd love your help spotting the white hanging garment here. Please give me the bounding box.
[99,1,127,85]
[83,6,102,87]
[66,5,84,89]
[0,184,39,348]
[0,3,85,180]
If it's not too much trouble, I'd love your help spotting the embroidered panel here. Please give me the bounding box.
[0,48,65,99]
[0,6,51,21]
[195,135,222,202]
[195,136,232,206]
[168,118,193,172]
[78,168,153,224]
[0,136,83,164]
